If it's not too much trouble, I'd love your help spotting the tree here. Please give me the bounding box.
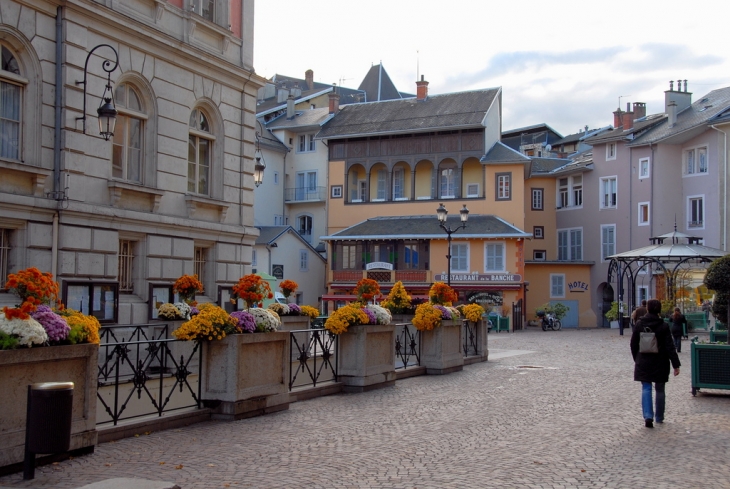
[704,255,730,325]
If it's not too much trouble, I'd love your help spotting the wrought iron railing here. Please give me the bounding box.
[395,323,420,369]
[463,320,479,357]
[284,186,327,202]
[97,324,202,426]
[289,328,338,390]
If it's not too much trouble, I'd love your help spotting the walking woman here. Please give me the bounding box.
[671,308,688,352]
[630,299,681,428]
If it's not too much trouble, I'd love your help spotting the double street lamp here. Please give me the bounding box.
[436,203,469,287]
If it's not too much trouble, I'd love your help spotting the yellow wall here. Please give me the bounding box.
[524,176,558,259]
[525,263,596,328]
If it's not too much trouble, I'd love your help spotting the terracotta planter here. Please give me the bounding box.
[201,332,290,420]
[0,343,99,469]
[421,321,464,374]
[338,324,396,393]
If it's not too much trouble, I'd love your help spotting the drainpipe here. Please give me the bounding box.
[52,6,63,278]
[629,145,633,249]
[710,125,728,251]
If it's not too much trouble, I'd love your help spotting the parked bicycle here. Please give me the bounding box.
[536,310,562,331]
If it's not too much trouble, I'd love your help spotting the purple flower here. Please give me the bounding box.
[190,306,200,316]
[434,305,451,320]
[31,305,70,342]
[288,303,301,315]
[230,310,256,333]
[362,307,377,325]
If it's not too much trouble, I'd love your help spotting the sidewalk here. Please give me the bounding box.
[1,329,728,488]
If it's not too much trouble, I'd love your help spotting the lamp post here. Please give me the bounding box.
[436,203,469,287]
[75,44,119,140]
[253,132,266,187]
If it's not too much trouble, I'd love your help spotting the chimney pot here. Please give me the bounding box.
[669,80,674,91]
[668,100,677,127]
[328,91,340,115]
[286,94,295,120]
[416,76,429,100]
[684,79,688,93]
[613,109,624,128]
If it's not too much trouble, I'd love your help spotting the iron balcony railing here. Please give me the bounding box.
[284,186,327,202]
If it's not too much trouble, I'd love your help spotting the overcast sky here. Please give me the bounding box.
[253,0,728,137]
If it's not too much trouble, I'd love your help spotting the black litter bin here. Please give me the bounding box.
[24,382,74,480]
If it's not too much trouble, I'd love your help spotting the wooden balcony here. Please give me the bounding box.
[330,270,432,284]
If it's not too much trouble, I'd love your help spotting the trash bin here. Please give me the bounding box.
[24,382,74,480]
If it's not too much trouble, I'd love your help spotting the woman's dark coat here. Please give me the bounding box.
[630,313,681,383]
[671,313,687,337]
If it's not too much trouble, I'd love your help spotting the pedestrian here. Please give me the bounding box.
[630,299,681,428]
[630,300,648,332]
[670,308,687,352]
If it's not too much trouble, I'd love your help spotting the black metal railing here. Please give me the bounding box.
[289,328,338,390]
[395,323,420,369]
[284,186,327,202]
[463,320,479,357]
[98,324,202,426]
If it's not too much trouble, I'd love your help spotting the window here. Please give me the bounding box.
[638,202,650,226]
[440,166,455,198]
[572,175,582,206]
[639,157,650,179]
[606,142,617,161]
[533,226,544,239]
[112,83,145,183]
[64,282,118,323]
[688,196,704,228]
[296,171,317,200]
[193,0,215,21]
[686,147,708,175]
[298,133,315,152]
[403,243,419,269]
[485,243,504,271]
[118,240,135,293]
[466,183,479,198]
[342,244,357,269]
[600,177,617,208]
[533,250,546,261]
[550,274,565,298]
[149,283,176,320]
[194,246,206,283]
[273,215,285,225]
[0,228,10,288]
[451,243,468,272]
[188,109,213,195]
[299,250,308,271]
[558,176,582,208]
[297,215,313,243]
[273,172,279,185]
[558,228,582,261]
[558,178,568,208]
[601,225,615,261]
[531,188,544,210]
[1,45,22,160]
[393,168,405,199]
[637,286,649,305]
[251,249,257,266]
[375,169,386,201]
[496,173,511,200]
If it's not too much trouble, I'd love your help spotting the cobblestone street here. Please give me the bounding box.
[2,328,728,489]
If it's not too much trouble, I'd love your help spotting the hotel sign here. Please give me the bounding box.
[434,273,522,283]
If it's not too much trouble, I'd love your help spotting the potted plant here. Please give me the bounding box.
[411,282,463,375]
[604,301,624,329]
[231,274,274,310]
[381,281,414,320]
[173,274,204,305]
[279,279,298,302]
[353,278,381,304]
[0,268,99,469]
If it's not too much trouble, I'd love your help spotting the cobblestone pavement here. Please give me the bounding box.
[2,328,729,489]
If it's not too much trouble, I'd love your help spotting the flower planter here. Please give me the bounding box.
[201,332,290,420]
[279,316,311,331]
[0,343,99,469]
[421,321,464,374]
[389,314,415,324]
[338,324,396,393]
[691,341,730,396]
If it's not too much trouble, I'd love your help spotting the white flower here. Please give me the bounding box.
[174,302,192,319]
[366,304,393,325]
[446,307,461,319]
[250,308,281,332]
[0,312,49,347]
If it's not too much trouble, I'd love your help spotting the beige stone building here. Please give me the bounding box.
[0,0,265,323]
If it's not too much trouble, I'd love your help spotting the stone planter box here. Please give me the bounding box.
[201,332,290,420]
[279,316,310,331]
[0,343,99,469]
[421,321,464,374]
[463,319,489,365]
[338,324,396,393]
[389,314,415,324]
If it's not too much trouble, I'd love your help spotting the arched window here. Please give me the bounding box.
[188,108,213,195]
[112,83,145,182]
[439,163,457,198]
[1,45,22,160]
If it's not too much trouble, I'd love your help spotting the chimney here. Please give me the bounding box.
[305,69,314,90]
[667,100,677,127]
[665,79,692,114]
[416,75,429,100]
[328,91,340,115]
[613,108,624,128]
[621,102,634,130]
[633,102,646,120]
[286,94,295,120]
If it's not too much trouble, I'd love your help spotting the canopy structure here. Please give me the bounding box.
[606,228,728,321]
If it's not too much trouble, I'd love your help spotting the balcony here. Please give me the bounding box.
[285,186,327,203]
[330,270,432,284]
[688,220,704,228]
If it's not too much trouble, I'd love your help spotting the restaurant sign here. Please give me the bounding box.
[366,262,394,270]
[433,273,522,283]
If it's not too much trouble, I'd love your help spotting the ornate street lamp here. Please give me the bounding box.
[437,203,469,287]
[253,132,266,187]
[76,44,119,141]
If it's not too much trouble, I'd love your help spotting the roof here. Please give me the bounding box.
[321,214,529,241]
[630,86,730,146]
[480,141,530,164]
[256,87,334,117]
[256,120,288,153]
[584,114,666,145]
[357,64,412,102]
[317,88,501,139]
[266,107,332,131]
[551,151,593,175]
[608,230,727,261]
[502,123,563,138]
[528,157,569,174]
[255,226,326,259]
